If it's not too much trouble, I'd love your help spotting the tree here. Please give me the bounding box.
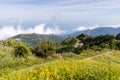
[76,33,92,42]
[59,37,77,53]
[33,40,56,57]
[116,41,120,50]
[116,33,120,40]
[92,34,115,47]
[78,34,116,50]
[61,37,77,47]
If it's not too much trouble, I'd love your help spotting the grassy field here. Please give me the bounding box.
[0,46,48,77]
[0,49,120,80]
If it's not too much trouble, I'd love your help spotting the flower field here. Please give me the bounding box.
[2,58,120,80]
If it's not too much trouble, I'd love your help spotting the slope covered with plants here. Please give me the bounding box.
[1,50,120,80]
[0,33,120,80]
[11,33,64,47]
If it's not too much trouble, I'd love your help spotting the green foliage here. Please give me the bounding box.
[12,33,64,47]
[2,39,31,58]
[94,34,115,44]
[116,41,120,49]
[58,37,77,53]
[76,33,92,42]
[59,33,120,54]
[34,40,56,57]
[57,47,74,54]
[61,37,77,47]
[82,34,117,50]
[2,39,18,47]
[116,33,120,40]
[73,47,82,54]
[0,49,14,69]
[14,44,31,58]
[4,57,120,80]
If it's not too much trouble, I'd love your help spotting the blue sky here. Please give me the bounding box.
[0,0,120,39]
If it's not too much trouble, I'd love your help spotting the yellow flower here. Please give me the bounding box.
[30,69,33,72]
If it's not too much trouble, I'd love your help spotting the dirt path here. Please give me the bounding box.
[84,51,112,60]
[12,62,50,74]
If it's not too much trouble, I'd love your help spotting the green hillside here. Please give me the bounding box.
[11,33,64,47]
[1,50,120,80]
[0,33,120,80]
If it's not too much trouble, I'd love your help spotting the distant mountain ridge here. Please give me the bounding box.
[9,27,120,46]
[11,33,64,47]
[65,27,120,37]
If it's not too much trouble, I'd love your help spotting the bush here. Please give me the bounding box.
[33,40,56,57]
[73,47,82,54]
[14,44,31,58]
[3,39,18,47]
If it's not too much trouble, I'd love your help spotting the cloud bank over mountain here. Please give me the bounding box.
[0,23,66,40]
[0,22,120,40]
[73,24,120,31]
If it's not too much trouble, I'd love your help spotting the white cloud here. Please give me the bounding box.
[105,24,120,28]
[73,24,98,31]
[0,23,66,40]
[73,24,120,31]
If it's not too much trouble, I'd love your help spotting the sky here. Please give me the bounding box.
[0,0,120,40]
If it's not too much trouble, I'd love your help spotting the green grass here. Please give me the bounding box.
[0,46,48,77]
[2,59,120,80]
[0,46,120,80]
[1,50,120,80]
[0,48,14,68]
[92,50,120,64]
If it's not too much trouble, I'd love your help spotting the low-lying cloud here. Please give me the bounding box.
[0,23,66,40]
[73,24,120,31]
[73,24,98,31]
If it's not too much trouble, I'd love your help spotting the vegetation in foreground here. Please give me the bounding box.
[0,33,120,79]
[1,50,120,80]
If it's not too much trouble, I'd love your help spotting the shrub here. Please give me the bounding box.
[73,47,82,54]
[14,44,31,58]
[34,40,56,57]
[3,39,18,47]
